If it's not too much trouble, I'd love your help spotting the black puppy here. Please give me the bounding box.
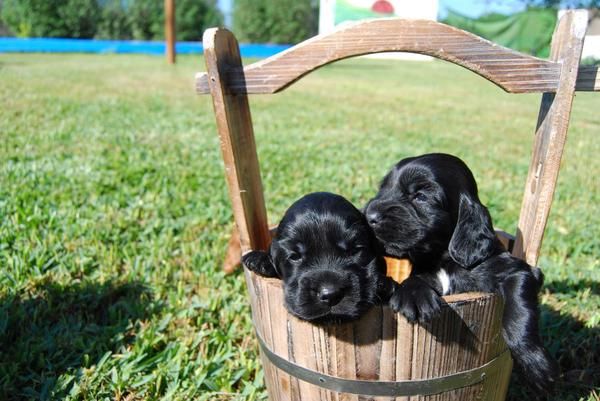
[242,192,396,323]
[365,153,558,393]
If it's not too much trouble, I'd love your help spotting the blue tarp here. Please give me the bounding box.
[0,38,292,58]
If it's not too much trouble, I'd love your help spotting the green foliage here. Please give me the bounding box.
[57,0,100,38]
[0,53,598,400]
[128,0,163,40]
[96,0,132,40]
[233,0,269,43]
[0,0,223,40]
[1,0,99,38]
[126,0,224,41]
[233,0,318,44]
[175,0,223,42]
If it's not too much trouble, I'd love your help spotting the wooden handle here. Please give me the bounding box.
[513,10,588,265]
[203,28,271,253]
[197,18,566,95]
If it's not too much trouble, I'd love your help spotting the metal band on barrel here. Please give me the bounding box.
[256,332,511,396]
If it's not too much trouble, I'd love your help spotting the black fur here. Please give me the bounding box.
[365,153,558,393]
[242,192,396,323]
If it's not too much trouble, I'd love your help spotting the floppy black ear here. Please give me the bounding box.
[242,250,280,278]
[448,193,496,268]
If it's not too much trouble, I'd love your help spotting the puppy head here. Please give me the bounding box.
[364,153,496,267]
[243,192,386,322]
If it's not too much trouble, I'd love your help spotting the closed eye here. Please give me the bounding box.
[337,241,366,254]
[288,242,307,263]
[352,243,369,255]
[288,243,306,262]
[412,192,428,203]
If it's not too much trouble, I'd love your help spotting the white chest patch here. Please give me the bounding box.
[437,268,451,295]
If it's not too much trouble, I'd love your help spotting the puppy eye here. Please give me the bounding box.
[412,192,427,203]
[353,244,366,254]
[288,243,305,262]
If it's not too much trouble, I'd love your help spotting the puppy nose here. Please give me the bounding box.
[367,210,381,226]
[318,284,344,306]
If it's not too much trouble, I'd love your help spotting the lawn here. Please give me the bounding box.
[0,53,598,401]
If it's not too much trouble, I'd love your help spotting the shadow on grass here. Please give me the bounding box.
[0,280,158,400]
[507,290,599,401]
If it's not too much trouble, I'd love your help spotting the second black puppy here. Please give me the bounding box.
[243,192,396,323]
[365,153,558,392]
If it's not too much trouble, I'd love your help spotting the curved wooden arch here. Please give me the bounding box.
[197,18,565,95]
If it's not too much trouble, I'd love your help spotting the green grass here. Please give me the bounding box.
[0,53,598,401]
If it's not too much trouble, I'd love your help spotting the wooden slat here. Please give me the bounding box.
[379,308,398,401]
[394,313,413,386]
[245,270,512,400]
[332,323,359,401]
[203,28,271,253]
[267,272,291,399]
[289,315,324,400]
[196,18,563,95]
[513,10,588,265]
[575,65,600,91]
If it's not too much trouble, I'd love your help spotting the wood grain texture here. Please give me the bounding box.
[203,28,271,253]
[513,10,588,265]
[244,269,511,401]
[196,18,565,95]
[198,61,597,94]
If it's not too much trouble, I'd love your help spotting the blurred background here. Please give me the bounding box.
[0,0,598,61]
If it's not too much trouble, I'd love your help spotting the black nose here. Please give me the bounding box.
[318,284,344,306]
[367,210,381,226]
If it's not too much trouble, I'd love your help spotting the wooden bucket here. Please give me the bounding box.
[244,268,512,401]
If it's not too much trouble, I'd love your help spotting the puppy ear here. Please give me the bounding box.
[242,250,280,278]
[448,193,496,268]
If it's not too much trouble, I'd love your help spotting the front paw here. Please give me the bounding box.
[389,278,443,323]
[242,250,279,278]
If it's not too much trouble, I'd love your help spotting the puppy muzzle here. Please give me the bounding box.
[284,269,368,322]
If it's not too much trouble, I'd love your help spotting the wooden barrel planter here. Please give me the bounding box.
[244,268,512,401]
[197,11,597,401]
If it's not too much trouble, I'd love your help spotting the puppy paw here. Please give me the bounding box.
[242,250,280,278]
[389,277,443,323]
